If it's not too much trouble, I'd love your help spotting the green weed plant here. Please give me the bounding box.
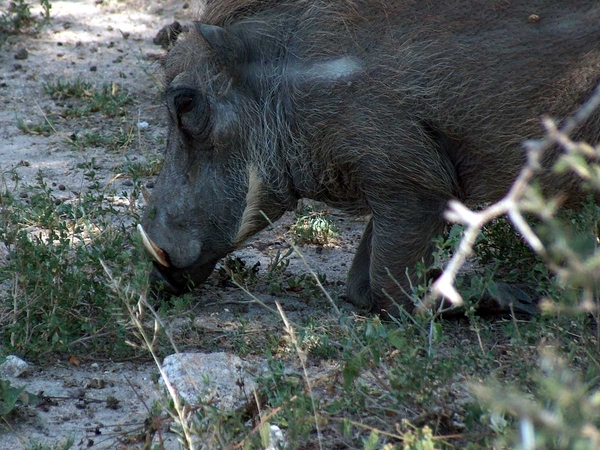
[0,170,147,359]
[43,79,131,118]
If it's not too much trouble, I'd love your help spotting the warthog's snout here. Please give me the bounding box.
[138,224,219,296]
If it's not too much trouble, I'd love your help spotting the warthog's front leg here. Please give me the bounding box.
[346,218,373,309]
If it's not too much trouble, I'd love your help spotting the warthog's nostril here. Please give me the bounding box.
[137,224,171,268]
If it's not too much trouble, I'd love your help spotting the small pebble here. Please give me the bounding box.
[122,179,134,186]
[145,181,155,189]
[58,184,66,191]
[106,396,120,409]
[14,48,28,60]
[90,65,97,72]
[137,121,149,129]
[86,378,106,389]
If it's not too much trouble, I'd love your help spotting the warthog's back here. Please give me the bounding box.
[201,0,600,202]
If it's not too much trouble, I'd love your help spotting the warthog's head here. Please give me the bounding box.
[139,23,297,294]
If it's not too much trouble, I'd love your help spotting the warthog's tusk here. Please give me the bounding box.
[140,186,151,206]
[137,224,170,268]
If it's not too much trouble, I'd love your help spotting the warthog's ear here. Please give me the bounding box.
[196,23,246,80]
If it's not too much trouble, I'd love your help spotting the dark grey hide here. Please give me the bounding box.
[141,0,600,317]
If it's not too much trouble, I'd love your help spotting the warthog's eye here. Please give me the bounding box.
[168,87,210,139]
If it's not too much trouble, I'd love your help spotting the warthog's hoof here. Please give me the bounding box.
[479,282,537,316]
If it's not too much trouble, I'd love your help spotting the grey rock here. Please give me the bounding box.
[160,352,258,411]
[14,48,28,60]
[265,424,286,450]
[0,355,29,378]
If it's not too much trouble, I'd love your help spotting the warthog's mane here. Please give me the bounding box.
[198,1,376,207]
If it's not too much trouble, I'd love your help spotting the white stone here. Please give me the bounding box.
[159,352,258,411]
[0,355,29,378]
[264,424,286,450]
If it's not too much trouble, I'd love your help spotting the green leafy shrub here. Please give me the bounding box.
[0,171,147,358]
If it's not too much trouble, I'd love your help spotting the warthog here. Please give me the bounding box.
[139,0,600,317]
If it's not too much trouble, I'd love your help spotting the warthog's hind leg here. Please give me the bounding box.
[344,211,539,318]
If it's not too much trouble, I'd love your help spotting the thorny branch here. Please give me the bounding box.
[425,82,600,308]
